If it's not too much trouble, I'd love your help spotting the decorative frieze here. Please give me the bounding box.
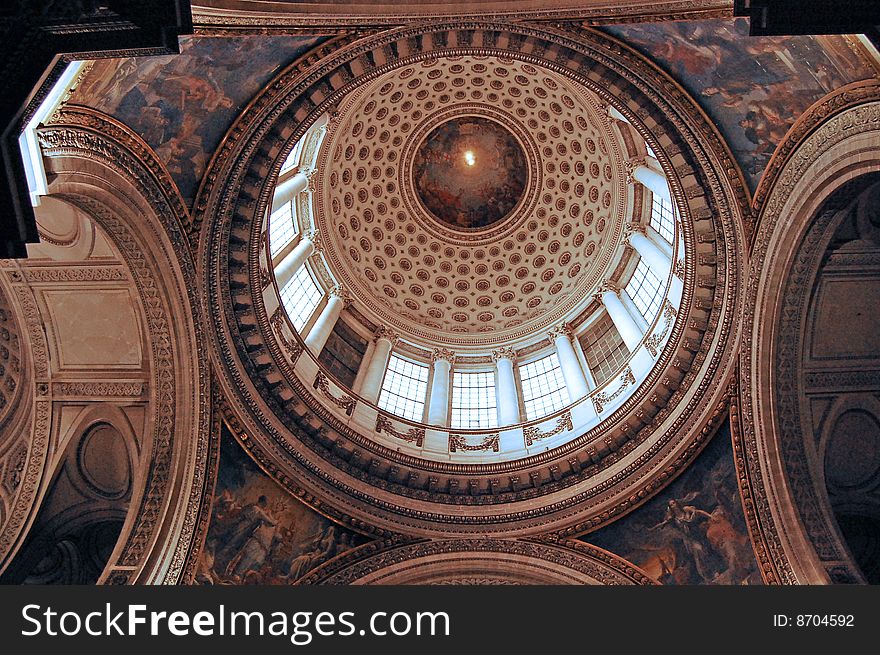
[375,414,425,447]
[449,433,500,453]
[524,412,573,447]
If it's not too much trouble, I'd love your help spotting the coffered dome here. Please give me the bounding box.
[315,55,628,349]
[205,22,745,537]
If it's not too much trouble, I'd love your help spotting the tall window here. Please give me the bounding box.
[650,195,675,244]
[280,265,322,332]
[519,353,569,420]
[269,201,296,258]
[625,258,664,322]
[378,355,429,422]
[580,313,630,387]
[451,371,498,429]
[280,138,305,175]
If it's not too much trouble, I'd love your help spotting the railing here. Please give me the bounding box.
[264,246,682,460]
[267,295,680,458]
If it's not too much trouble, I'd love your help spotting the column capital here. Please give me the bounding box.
[623,221,647,240]
[547,323,574,342]
[329,284,353,307]
[624,157,647,185]
[491,346,517,363]
[373,325,400,346]
[592,279,620,302]
[431,348,456,365]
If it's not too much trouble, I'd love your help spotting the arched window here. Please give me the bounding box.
[625,258,664,322]
[280,265,322,332]
[451,371,498,429]
[378,354,429,422]
[519,353,569,420]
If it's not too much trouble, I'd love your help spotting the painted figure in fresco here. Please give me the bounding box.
[214,495,277,578]
[286,525,344,581]
[649,496,716,582]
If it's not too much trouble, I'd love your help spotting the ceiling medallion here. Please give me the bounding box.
[413,116,528,230]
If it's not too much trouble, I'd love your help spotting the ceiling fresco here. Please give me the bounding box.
[67,34,327,205]
[602,18,879,191]
[586,420,763,585]
[196,430,371,585]
[413,116,528,230]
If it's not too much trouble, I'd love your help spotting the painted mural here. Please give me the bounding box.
[68,35,326,204]
[195,430,367,585]
[603,19,878,190]
[586,421,763,585]
[413,117,527,229]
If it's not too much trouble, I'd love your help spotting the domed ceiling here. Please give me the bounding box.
[316,55,629,349]
[204,22,745,537]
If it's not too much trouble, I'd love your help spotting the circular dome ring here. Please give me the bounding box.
[199,22,748,539]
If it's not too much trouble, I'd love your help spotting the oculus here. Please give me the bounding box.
[412,117,527,230]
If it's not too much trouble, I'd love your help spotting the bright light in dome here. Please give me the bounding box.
[463,150,476,166]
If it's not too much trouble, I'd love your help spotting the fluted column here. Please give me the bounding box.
[548,324,589,401]
[272,167,316,213]
[625,223,672,277]
[274,231,319,289]
[492,347,521,426]
[359,326,399,404]
[426,348,455,427]
[626,158,670,202]
[595,281,644,351]
[304,285,350,355]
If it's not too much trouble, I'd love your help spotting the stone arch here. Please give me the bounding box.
[299,537,656,585]
[0,106,214,584]
[0,404,134,584]
[738,93,880,584]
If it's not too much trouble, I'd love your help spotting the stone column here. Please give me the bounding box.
[571,334,597,390]
[274,231,319,290]
[304,285,350,355]
[548,324,589,401]
[626,158,671,202]
[272,169,311,213]
[492,347,521,426]
[426,348,455,427]
[625,223,672,278]
[359,326,399,404]
[595,281,644,352]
